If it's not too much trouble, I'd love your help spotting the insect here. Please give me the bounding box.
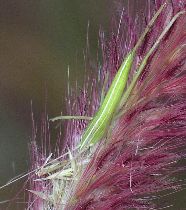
[78,3,166,151]
[78,51,134,150]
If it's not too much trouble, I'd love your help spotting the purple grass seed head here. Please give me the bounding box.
[28,1,186,209]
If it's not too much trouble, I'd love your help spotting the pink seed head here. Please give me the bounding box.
[28,1,186,209]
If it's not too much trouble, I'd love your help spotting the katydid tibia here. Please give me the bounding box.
[50,115,93,121]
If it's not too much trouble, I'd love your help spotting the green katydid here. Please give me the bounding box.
[51,3,166,151]
[78,3,166,151]
[79,52,134,150]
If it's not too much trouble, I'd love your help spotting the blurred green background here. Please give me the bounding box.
[0,1,185,209]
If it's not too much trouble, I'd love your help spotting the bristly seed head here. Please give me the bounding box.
[28,1,186,209]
